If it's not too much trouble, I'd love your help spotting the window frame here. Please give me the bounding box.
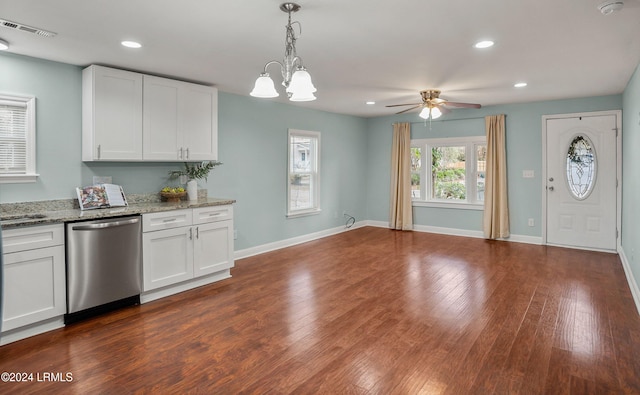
[287,128,321,218]
[411,136,486,210]
[0,93,38,183]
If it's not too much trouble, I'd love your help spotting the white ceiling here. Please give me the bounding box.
[1,0,640,118]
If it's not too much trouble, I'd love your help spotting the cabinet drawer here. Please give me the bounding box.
[143,210,193,232]
[193,205,233,224]
[2,224,64,254]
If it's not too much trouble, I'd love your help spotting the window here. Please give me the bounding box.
[0,94,37,183]
[287,129,320,217]
[566,134,596,200]
[411,136,486,208]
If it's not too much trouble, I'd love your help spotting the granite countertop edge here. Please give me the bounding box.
[0,197,236,229]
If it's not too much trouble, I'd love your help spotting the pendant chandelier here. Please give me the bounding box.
[250,2,317,102]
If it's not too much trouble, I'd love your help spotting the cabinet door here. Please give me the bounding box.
[143,75,181,160]
[2,246,66,332]
[82,65,143,161]
[142,227,194,291]
[181,85,218,161]
[193,220,234,277]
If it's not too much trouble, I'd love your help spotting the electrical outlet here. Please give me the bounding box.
[93,176,112,184]
[528,218,535,227]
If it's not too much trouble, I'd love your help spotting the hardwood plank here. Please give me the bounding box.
[1,227,640,394]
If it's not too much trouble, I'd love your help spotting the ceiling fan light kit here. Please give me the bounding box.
[250,2,317,101]
[387,89,481,120]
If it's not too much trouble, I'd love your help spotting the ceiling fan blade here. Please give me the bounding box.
[385,103,422,108]
[395,105,422,114]
[443,101,482,109]
[437,105,452,114]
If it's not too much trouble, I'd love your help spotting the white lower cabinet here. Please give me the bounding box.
[141,206,234,301]
[1,224,66,345]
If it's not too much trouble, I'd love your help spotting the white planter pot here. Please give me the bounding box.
[187,180,198,201]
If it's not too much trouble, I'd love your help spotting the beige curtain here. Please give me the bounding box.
[483,114,510,239]
[389,122,413,230]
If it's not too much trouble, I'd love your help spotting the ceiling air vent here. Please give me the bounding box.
[0,18,56,37]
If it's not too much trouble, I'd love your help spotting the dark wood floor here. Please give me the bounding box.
[1,227,640,394]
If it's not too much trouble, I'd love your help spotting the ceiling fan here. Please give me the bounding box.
[386,89,481,119]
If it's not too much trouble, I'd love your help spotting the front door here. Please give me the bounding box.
[544,112,619,251]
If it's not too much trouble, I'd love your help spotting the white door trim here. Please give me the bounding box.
[541,110,622,252]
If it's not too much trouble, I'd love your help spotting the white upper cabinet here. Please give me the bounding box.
[143,75,218,161]
[83,65,218,162]
[82,65,144,161]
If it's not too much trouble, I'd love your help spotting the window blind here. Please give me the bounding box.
[0,101,28,174]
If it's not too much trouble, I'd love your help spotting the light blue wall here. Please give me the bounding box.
[0,52,369,250]
[622,62,640,287]
[365,95,622,236]
[0,51,628,252]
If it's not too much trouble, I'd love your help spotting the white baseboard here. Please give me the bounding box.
[234,221,367,260]
[618,247,640,315]
[1,316,64,345]
[365,220,542,245]
[235,220,543,262]
[141,269,232,304]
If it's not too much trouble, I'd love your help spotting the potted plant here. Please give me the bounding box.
[168,161,222,201]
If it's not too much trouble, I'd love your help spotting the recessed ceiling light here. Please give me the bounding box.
[366,101,375,105]
[121,40,142,49]
[0,38,9,51]
[514,82,528,88]
[598,1,624,15]
[474,40,494,49]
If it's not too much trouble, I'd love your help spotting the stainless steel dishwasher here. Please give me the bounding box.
[65,215,142,323]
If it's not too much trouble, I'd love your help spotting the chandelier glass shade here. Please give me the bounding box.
[250,3,317,101]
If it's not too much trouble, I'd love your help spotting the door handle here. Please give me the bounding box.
[549,177,554,182]
[548,186,555,191]
[72,217,140,230]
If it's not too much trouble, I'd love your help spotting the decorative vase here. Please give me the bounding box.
[187,180,198,201]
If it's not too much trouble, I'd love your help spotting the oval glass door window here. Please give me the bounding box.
[566,135,597,200]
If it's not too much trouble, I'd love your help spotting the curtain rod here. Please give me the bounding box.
[393,114,505,126]
[400,116,487,126]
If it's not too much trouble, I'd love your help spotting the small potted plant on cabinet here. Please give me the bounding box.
[168,161,222,201]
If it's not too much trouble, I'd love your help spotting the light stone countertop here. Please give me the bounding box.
[0,196,236,229]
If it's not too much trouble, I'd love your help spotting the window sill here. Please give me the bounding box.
[287,208,322,218]
[0,173,39,184]
[412,201,484,211]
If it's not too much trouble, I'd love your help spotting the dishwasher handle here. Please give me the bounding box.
[72,217,140,231]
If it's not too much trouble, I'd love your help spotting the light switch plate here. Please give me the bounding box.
[522,170,535,178]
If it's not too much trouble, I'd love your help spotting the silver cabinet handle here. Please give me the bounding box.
[185,148,189,159]
[97,144,101,159]
[179,147,183,159]
[189,227,193,240]
[549,177,554,182]
[196,226,199,239]
[549,186,555,191]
